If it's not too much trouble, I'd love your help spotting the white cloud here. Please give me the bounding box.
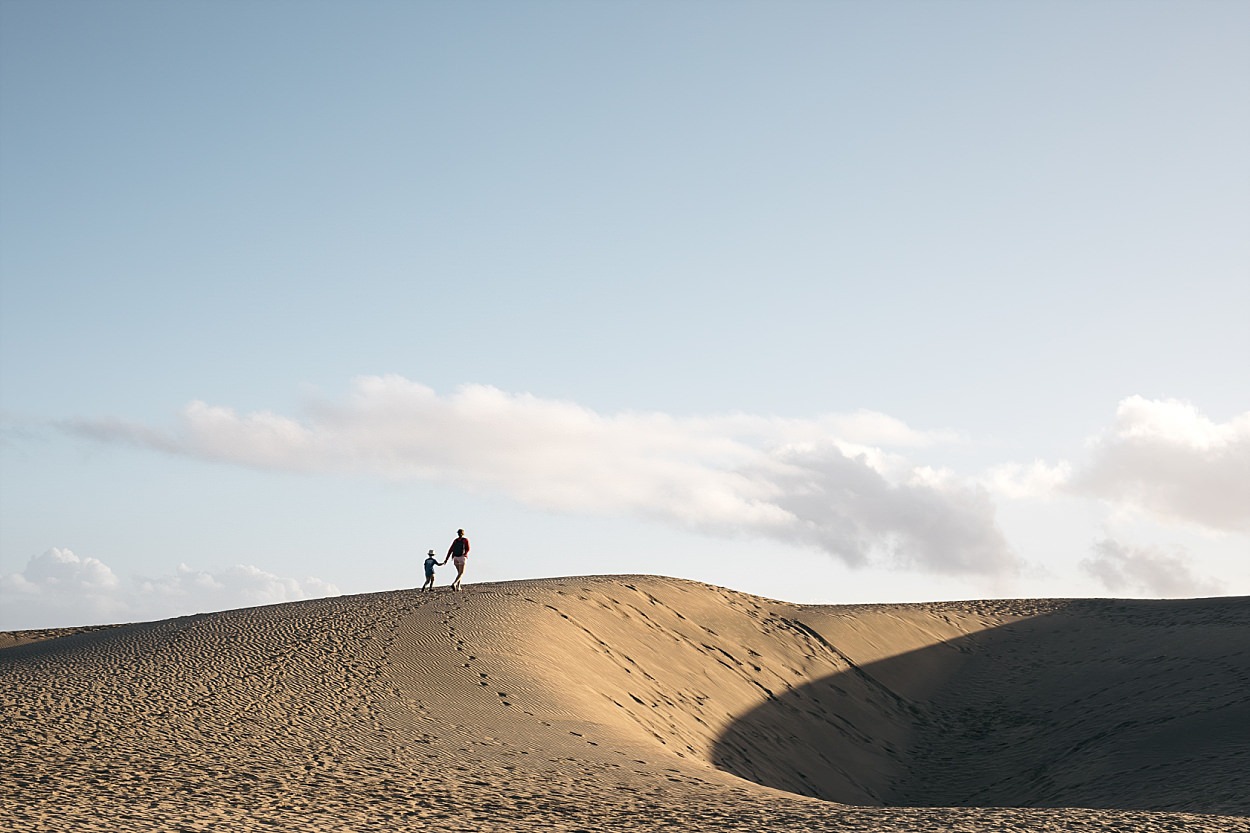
[764,446,1013,574]
[65,376,1018,577]
[1080,538,1223,598]
[984,460,1073,500]
[0,549,340,630]
[982,398,1250,535]
[0,548,127,626]
[1072,397,1250,533]
[133,563,341,610]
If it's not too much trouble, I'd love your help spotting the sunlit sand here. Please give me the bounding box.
[3,576,1246,831]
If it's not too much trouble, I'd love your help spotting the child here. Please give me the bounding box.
[421,549,439,591]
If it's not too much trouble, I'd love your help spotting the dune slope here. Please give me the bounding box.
[2,576,1246,832]
[719,597,1250,813]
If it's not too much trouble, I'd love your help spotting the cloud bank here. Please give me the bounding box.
[66,376,1017,577]
[0,549,340,630]
[984,397,1250,536]
[64,381,1245,588]
[1072,397,1250,533]
[1081,538,1223,598]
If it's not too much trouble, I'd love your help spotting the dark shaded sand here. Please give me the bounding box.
[2,576,1247,831]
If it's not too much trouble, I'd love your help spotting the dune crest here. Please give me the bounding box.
[3,576,1246,831]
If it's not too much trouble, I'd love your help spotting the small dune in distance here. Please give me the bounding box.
[3,576,1247,832]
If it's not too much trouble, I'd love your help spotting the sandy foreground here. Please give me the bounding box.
[2,575,1248,832]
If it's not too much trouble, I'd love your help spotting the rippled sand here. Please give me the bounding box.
[3,576,1247,831]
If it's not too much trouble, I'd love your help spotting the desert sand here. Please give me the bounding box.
[2,575,1247,832]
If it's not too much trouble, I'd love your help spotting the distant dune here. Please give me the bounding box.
[3,576,1247,832]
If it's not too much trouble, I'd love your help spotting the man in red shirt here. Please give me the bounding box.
[446,529,470,590]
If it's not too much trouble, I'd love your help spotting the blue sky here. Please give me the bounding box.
[2,1,1247,629]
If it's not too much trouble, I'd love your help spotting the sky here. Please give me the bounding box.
[1,0,1247,630]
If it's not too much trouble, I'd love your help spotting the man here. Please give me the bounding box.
[446,529,470,591]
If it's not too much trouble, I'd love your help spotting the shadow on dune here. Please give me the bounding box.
[712,598,1250,815]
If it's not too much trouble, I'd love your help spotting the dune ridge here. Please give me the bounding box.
[2,575,1247,832]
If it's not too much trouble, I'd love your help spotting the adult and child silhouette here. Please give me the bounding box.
[422,529,470,591]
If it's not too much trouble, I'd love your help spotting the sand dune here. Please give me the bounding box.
[2,576,1247,831]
